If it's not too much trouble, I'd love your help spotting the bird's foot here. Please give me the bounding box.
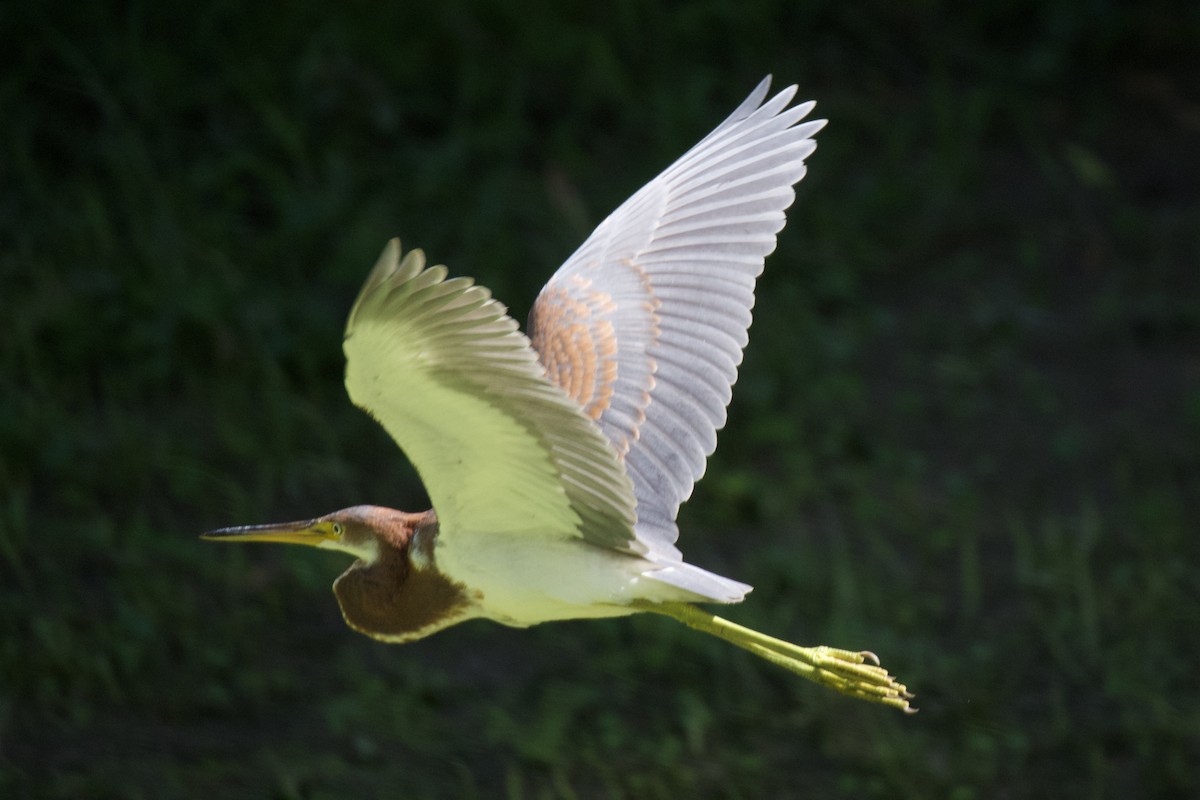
[763,642,915,712]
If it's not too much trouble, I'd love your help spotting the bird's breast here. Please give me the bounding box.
[332,553,477,643]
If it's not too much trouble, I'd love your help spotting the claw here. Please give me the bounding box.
[804,646,915,711]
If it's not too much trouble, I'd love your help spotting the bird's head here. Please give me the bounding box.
[201,505,433,565]
[203,505,457,642]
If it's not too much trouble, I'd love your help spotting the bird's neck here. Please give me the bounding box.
[332,510,474,642]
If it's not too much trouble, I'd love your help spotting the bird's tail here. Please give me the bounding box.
[634,601,915,712]
[643,562,752,603]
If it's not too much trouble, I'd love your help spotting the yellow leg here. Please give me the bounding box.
[635,601,915,713]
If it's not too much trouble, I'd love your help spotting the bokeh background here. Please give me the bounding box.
[3,2,1197,797]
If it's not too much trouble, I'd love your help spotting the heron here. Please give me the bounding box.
[204,77,913,711]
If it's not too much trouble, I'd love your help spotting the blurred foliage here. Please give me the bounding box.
[2,0,1198,797]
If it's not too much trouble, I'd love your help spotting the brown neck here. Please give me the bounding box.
[332,513,473,642]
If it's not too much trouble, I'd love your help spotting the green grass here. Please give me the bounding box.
[3,1,1198,797]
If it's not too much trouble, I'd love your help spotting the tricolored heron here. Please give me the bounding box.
[204,77,913,711]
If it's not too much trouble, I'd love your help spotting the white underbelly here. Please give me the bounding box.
[433,533,683,626]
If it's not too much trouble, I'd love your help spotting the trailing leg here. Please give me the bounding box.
[635,601,915,712]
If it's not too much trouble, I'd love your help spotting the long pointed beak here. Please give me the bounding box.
[200,519,334,547]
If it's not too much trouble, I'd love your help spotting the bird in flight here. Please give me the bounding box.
[204,77,913,711]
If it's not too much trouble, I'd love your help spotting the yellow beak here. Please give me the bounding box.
[200,519,334,547]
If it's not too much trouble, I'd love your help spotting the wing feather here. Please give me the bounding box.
[344,240,639,556]
[528,76,824,559]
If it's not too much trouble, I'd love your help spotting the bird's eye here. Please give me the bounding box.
[331,523,344,537]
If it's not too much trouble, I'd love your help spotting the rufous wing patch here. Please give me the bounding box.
[530,275,619,420]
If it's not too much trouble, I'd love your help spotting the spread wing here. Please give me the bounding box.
[344,240,640,554]
[528,77,825,561]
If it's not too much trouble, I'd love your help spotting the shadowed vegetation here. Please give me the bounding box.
[2,1,1197,797]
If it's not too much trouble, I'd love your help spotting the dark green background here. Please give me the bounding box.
[3,2,1197,797]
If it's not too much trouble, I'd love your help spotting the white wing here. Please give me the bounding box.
[344,240,640,554]
[529,77,824,561]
